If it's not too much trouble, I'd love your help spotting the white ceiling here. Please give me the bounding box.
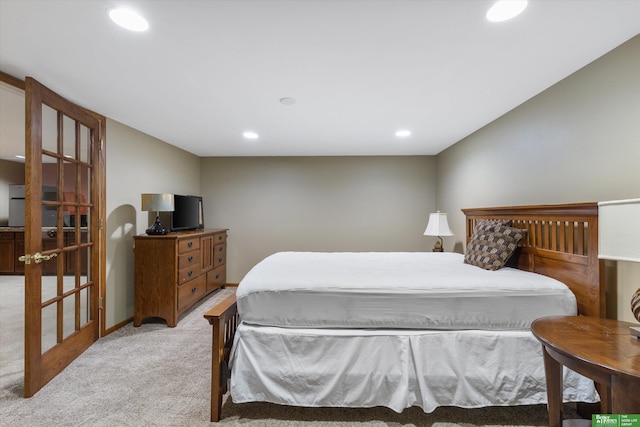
[1,0,639,159]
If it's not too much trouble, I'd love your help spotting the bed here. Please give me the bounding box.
[204,202,604,421]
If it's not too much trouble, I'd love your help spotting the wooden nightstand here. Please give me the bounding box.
[531,316,640,427]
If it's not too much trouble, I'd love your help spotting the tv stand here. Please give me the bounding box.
[133,228,228,327]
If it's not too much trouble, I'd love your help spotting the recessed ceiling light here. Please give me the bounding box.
[279,97,296,105]
[395,130,411,137]
[109,8,149,32]
[243,131,259,140]
[486,0,528,22]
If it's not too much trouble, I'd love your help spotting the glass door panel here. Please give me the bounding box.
[62,114,76,160]
[79,124,91,164]
[41,303,57,354]
[41,104,57,154]
[79,285,90,326]
[62,293,77,340]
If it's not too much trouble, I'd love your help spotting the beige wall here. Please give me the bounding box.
[105,118,201,328]
[200,156,437,282]
[0,80,27,225]
[436,35,640,321]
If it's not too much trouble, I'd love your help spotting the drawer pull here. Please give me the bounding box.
[215,274,220,279]
[218,235,223,241]
[218,258,223,263]
[218,246,223,252]
[192,287,196,293]
[188,241,193,248]
[188,270,193,277]
[188,256,193,262]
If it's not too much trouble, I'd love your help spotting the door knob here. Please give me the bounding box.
[18,252,58,265]
[33,252,57,264]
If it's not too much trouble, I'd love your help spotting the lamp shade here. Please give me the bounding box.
[598,198,640,262]
[424,212,454,237]
[141,193,175,212]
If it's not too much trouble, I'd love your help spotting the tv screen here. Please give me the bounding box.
[171,195,204,231]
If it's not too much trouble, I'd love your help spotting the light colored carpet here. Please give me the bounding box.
[0,275,26,388]
[0,285,582,426]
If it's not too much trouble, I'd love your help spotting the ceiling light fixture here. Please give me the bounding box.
[109,8,149,32]
[279,97,296,105]
[243,131,259,140]
[486,0,528,22]
[395,130,411,137]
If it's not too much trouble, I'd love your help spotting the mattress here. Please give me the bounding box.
[236,252,577,330]
[230,323,599,412]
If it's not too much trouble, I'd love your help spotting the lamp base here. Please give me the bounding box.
[146,215,169,235]
[432,237,444,252]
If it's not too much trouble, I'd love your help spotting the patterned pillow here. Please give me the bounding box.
[475,219,512,229]
[464,225,526,270]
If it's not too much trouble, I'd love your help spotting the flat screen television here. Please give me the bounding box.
[170,194,204,231]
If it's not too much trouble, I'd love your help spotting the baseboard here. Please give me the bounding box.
[105,315,134,336]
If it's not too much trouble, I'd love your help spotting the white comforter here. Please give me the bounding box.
[237,252,577,330]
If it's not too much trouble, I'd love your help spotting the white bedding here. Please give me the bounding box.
[237,252,577,330]
[230,323,599,412]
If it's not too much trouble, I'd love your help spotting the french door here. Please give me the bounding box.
[22,77,105,397]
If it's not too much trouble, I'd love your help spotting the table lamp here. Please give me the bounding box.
[424,211,454,252]
[141,193,174,235]
[598,198,640,336]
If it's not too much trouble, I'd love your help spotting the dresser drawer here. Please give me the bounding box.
[178,274,206,312]
[213,232,227,245]
[178,264,201,285]
[213,243,226,268]
[207,265,226,292]
[178,251,200,270]
[178,237,200,254]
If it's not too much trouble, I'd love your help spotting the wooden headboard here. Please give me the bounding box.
[462,203,604,318]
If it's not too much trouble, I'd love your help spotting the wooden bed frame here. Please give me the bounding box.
[204,202,604,422]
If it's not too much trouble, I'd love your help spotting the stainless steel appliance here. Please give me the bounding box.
[8,184,57,227]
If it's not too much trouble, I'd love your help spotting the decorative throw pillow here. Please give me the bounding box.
[464,225,526,270]
[475,219,512,229]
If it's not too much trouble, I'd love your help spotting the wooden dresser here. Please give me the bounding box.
[133,228,228,327]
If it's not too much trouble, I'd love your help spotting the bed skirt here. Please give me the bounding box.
[230,323,599,413]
